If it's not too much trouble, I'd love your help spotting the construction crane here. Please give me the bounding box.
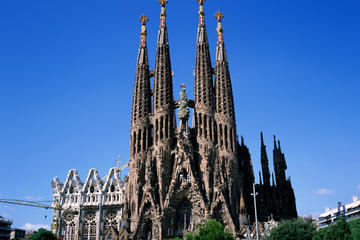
[0,199,61,210]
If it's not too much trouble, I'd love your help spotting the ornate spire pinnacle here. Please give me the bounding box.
[214,11,227,63]
[215,11,224,43]
[159,0,168,27]
[241,136,245,146]
[261,131,264,146]
[197,0,205,25]
[259,171,263,185]
[139,15,148,47]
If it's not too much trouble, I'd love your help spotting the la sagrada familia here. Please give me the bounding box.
[51,0,297,239]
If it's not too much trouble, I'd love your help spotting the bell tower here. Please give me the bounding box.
[193,0,216,203]
[152,0,176,205]
[127,15,152,231]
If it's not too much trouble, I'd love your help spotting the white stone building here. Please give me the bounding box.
[317,196,360,228]
[51,167,127,240]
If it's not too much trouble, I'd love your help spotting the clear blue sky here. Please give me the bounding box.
[0,0,359,230]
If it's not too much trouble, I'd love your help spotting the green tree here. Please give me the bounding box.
[266,218,316,240]
[185,219,234,240]
[323,217,352,240]
[28,228,57,240]
[349,218,360,240]
[313,227,327,240]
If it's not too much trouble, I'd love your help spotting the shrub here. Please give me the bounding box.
[267,218,316,240]
[186,219,234,240]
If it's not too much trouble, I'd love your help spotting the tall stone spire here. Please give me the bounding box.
[194,0,215,203]
[214,11,236,152]
[212,11,241,230]
[153,0,175,205]
[260,132,271,187]
[127,14,152,229]
[194,0,214,114]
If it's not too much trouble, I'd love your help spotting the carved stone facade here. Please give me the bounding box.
[51,168,127,240]
[51,1,297,239]
[121,1,297,239]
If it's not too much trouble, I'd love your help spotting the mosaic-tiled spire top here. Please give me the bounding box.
[139,15,148,47]
[196,0,207,43]
[215,11,227,62]
[157,0,169,45]
[214,12,235,122]
[131,15,151,125]
[137,15,149,65]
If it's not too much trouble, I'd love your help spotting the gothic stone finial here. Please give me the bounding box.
[181,83,186,89]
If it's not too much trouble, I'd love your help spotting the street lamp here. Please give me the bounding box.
[251,183,259,240]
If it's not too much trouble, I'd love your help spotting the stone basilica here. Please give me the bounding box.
[51,0,297,239]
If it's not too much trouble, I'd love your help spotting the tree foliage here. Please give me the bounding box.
[314,217,352,240]
[267,218,316,240]
[185,219,234,240]
[28,228,57,240]
[349,218,360,240]
[267,216,360,240]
